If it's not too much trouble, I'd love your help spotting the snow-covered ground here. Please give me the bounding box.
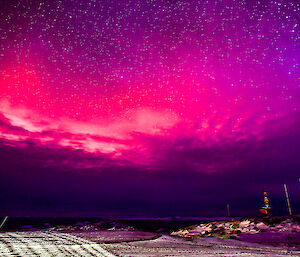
[0,231,299,256]
[0,231,115,257]
[103,234,299,257]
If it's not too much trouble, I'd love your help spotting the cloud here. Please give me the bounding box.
[1,124,300,217]
[0,100,299,217]
[0,98,299,173]
[0,100,179,166]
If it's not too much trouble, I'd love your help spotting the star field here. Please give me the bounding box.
[0,0,299,168]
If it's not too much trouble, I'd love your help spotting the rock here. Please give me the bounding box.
[170,217,300,240]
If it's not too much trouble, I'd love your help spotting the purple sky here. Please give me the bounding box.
[0,0,299,217]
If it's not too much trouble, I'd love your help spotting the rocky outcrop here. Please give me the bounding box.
[170,218,300,240]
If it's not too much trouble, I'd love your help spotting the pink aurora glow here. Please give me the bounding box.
[0,0,299,172]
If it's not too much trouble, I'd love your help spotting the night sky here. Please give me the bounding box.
[0,0,299,217]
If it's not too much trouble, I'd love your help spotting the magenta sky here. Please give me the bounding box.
[0,0,299,217]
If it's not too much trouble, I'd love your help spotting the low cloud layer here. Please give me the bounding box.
[0,102,299,217]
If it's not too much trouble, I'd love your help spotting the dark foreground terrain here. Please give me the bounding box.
[0,217,299,256]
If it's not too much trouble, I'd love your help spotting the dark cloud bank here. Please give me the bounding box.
[0,115,299,217]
